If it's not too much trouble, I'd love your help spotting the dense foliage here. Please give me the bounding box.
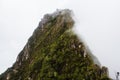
[0,9,111,80]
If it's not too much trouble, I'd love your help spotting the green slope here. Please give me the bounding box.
[0,9,111,80]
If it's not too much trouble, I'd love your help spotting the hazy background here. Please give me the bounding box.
[0,0,120,79]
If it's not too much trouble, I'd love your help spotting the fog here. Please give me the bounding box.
[0,0,120,79]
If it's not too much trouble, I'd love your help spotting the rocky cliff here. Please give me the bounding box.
[0,9,111,80]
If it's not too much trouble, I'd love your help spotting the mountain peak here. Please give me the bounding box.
[0,9,111,80]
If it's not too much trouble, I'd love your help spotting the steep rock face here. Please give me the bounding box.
[0,9,110,80]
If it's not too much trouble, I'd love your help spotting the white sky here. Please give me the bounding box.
[0,0,120,79]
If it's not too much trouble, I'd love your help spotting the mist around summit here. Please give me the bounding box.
[0,0,120,79]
